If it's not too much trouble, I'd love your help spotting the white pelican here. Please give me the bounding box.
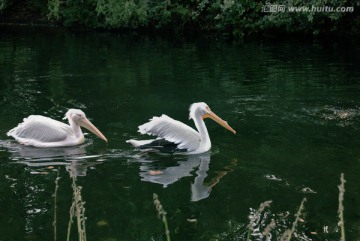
[126,102,236,154]
[7,109,108,147]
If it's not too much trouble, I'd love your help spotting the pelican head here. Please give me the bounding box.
[65,109,108,142]
[189,102,236,134]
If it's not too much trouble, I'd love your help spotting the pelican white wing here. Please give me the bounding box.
[138,115,201,152]
[7,115,73,145]
[127,102,236,154]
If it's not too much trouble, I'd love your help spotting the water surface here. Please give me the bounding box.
[0,26,360,241]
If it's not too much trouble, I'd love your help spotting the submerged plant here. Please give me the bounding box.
[338,173,346,241]
[153,193,171,241]
[67,165,87,241]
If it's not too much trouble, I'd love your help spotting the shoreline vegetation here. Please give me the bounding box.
[0,0,359,39]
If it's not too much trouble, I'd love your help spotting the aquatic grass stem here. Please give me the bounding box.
[53,171,60,241]
[338,173,346,241]
[67,165,87,241]
[262,219,276,241]
[153,193,171,241]
[281,198,306,241]
[246,200,272,241]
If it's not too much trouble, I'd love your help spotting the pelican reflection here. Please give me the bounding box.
[1,141,103,176]
[131,153,237,202]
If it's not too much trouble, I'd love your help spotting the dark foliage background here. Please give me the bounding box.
[0,0,359,38]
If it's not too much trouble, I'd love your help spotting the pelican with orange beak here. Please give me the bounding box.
[7,109,108,147]
[126,102,236,154]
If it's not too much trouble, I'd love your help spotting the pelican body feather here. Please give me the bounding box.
[7,109,107,148]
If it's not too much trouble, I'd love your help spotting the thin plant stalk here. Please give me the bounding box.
[67,165,87,241]
[338,173,346,241]
[246,229,251,241]
[53,171,60,241]
[281,198,307,241]
[262,219,276,241]
[246,200,272,241]
[67,200,75,241]
[153,193,171,241]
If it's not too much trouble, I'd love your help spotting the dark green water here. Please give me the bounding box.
[0,26,360,241]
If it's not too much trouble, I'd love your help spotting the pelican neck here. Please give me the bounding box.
[193,114,211,149]
[68,118,83,138]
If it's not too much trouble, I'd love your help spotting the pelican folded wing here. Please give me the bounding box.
[7,115,72,143]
